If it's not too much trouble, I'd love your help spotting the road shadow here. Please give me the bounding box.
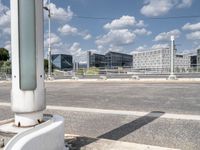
[66,111,165,149]
[98,111,165,140]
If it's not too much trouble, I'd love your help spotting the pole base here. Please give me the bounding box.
[168,74,177,80]
[47,76,54,81]
[1,115,67,150]
[131,75,140,80]
[15,111,43,127]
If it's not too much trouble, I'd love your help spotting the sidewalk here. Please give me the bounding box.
[45,78,200,83]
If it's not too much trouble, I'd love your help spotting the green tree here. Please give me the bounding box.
[0,48,9,61]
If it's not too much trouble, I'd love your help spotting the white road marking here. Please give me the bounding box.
[65,134,180,150]
[0,102,200,121]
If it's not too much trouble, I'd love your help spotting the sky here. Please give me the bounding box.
[0,0,200,62]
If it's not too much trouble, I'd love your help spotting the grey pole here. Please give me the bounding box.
[170,36,174,75]
[168,36,177,80]
[43,1,52,79]
[48,0,52,79]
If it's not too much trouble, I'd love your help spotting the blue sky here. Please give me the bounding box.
[0,0,200,62]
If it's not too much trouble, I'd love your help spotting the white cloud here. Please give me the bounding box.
[136,45,147,51]
[83,34,92,40]
[97,15,150,53]
[141,0,175,17]
[44,0,73,22]
[133,28,152,35]
[58,24,78,35]
[104,16,138,30]
[151,43,169,49]
[176,0,192,8]
[133,45,148,52]
[186,31,200,40]
[58,24,92,40]
[0,3,11,52]
[69,42,87,61]
[131,44,169,54]
[154,29,181,41]
[0,11,10,28]
[4,41,11,51]
[182,22,200,31]
[3,27,11,35]
[96,29,136,46]
[44,33,61,48]
[136,20,146,28]
[141,0,193,17]
[0,3,10,36]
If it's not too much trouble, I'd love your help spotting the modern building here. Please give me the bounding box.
[175,53,190,72]
[87,51,133,69]
[88,51,106,68]
[189,55,197,67]
[105,51,133,68]
[197,49,200,70]
[51,54,73,71]
[133,48,190,73]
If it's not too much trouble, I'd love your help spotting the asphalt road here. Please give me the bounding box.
[1,82,200,114]
[0,81,200,150]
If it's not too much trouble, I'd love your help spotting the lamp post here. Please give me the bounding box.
[43,0,52,80]
[168,36,177,80]
[0,0,66,149]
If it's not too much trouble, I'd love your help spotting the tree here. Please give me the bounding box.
[0,48,9,61]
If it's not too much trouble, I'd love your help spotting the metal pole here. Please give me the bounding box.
[48,0,52,79]
[11,0,45,127]
[168,36,177,80]
[170,36,174,75]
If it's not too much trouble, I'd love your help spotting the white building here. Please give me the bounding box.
[133,48,190,73]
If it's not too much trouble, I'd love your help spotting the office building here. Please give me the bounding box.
[105,51,133,68]
[88,51,106,68]
[51,54,73,71]
[189,55,197,67]
[87,51,133,69]
[133,48,190,72]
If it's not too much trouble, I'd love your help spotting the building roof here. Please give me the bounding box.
[52,53,73,57]
[105,51,132,57]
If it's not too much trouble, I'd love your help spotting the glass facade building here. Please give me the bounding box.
[105,51,133,68]
[190,55,197,67]
[88,51,133,69]
[51,54,73,71]
[197,49,200,70]
[88,51,106,68]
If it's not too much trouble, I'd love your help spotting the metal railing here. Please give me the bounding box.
[1,65,200,80]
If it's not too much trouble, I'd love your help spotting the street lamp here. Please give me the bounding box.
[0,0,66,149]
[43,0,52,80]
[168,36,177,80]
